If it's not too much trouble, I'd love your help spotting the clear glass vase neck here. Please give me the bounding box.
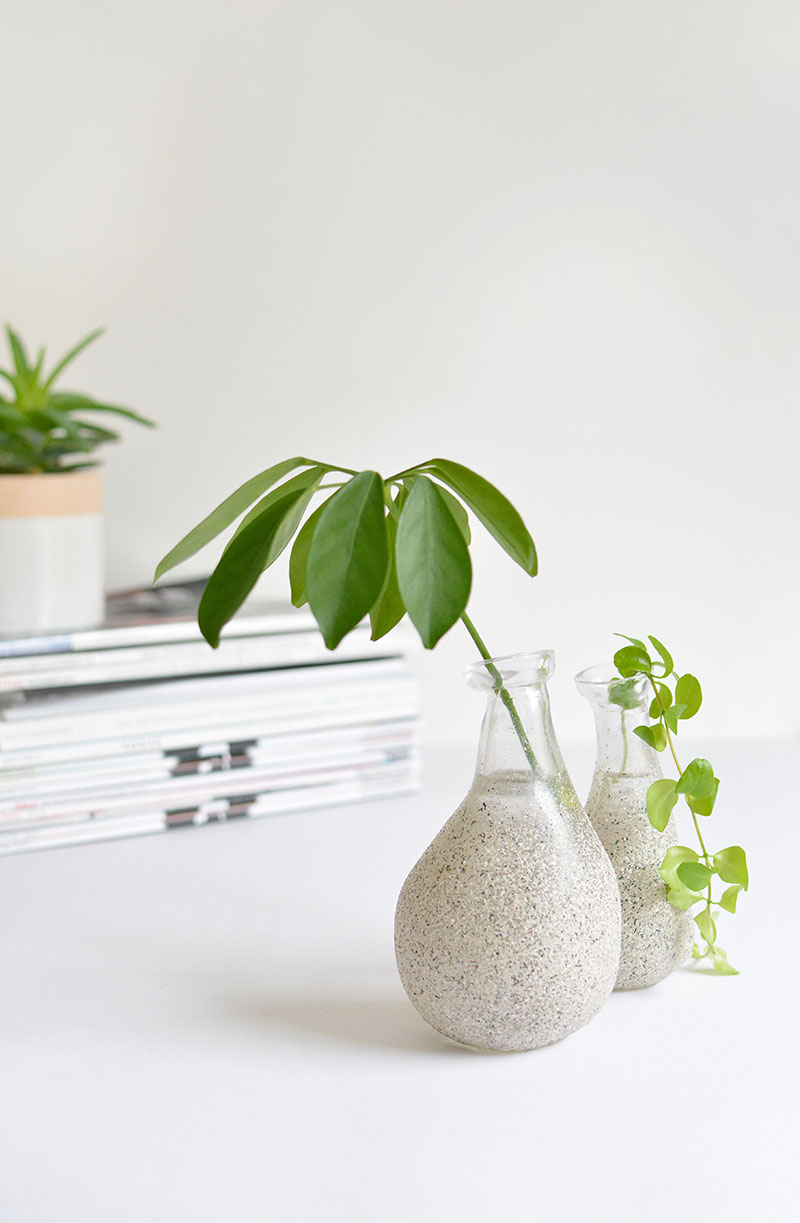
[575,665,661,779]
[466,651,573,786]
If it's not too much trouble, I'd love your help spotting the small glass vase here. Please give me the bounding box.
[575,665,694,990]
[395,651,621,1052]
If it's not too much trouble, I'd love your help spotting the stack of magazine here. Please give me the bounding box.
[0,581,420,855]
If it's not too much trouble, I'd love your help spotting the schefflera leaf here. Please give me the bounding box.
[198,486,310,647]
[420,458,536,576]
[306,471,389,649]
[289,500,329,609]
[369,490,406,641]
[395,475,472,649]
[155,456,319,582]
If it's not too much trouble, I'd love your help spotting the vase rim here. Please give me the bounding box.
[464,649,555,692]
[574,663,649,698]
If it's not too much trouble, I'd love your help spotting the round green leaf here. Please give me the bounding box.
[609,679,641,710]
[677,861,713,892]
[614,644,651,677]
[695,908,717,945]
[718,885,742,914]
[307,471,389,650]
[675,673,702,719]
[675,757,715,799]
[649,683,672,718]
[646,778,679,832]
[648,635,674,676]
[687,777,719,817]
[709,947,739,975]
[395,475,472,649]
[659,845,699,888]
[633,723,667,751]
[667,885,705,911]
[713,846,749,890]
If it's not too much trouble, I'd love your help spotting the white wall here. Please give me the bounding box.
[4,0,797,746]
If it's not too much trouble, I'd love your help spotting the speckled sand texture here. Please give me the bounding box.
[395,772,621,1052]
[585,774,694,990]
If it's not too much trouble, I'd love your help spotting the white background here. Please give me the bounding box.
[3,0,798,745]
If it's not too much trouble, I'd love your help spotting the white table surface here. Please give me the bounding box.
[1,741,795,1223]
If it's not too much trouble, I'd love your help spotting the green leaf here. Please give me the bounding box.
[614,633,649,653]
[289,500,329,608]
[660,845,699,888]
[609,678,641,710]
[648,635,674,676]
[687,777,719,817]
[47,394,156,428]
[695,908,717,945]
[675,757,716,799]
[432,482,471,543]
[677,861,713,891]
[421,458,536,576]
[633,723,667,751]
[664,704,687,734]
[646,778,679,831]
[198,487,309,647]
[369,508,406,640]
[154,457,317,582]
[649,683,672,718]
[5,325,33,380]
[675,673,702,718]
[41,327,104,390]
[713,846,749,890]
[228,466,324,544]
[614,644,652,677]
[718,885,742,914]
[667,886,705,911]
[709,946,739,975]
[395,475,472,648]
[307,471,389,649]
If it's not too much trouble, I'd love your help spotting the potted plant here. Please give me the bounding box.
[155,458,622,1051]
[0,325,154,633]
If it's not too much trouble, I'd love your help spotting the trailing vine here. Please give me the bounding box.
[611,633,748,974]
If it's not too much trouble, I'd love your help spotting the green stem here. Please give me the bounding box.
[460,612,538,773]
[647,676,711,864]
[646,674,717,957]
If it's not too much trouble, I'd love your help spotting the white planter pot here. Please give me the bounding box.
[0,471,104,634]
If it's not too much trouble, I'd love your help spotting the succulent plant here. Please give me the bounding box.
[0,324,154,474]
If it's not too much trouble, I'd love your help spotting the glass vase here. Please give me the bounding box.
[395,651,621,1052]
[575,665,694,990]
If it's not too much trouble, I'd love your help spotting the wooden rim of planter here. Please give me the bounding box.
[0,470,103,518]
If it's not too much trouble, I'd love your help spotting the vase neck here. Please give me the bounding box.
[575,666,662,779]
[465,651,571,785]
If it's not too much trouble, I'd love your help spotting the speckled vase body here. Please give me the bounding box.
[576,666,694,990]
[395,652,621,1052]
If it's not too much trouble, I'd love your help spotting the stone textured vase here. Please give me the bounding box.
[575,665,694,990]
[395,651,621,1052]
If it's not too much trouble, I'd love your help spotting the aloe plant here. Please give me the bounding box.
[156,458,540,766]
[0,324,154,474]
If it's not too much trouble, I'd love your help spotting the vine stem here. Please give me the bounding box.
[647,675,715,919]
[460,612,538,773]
